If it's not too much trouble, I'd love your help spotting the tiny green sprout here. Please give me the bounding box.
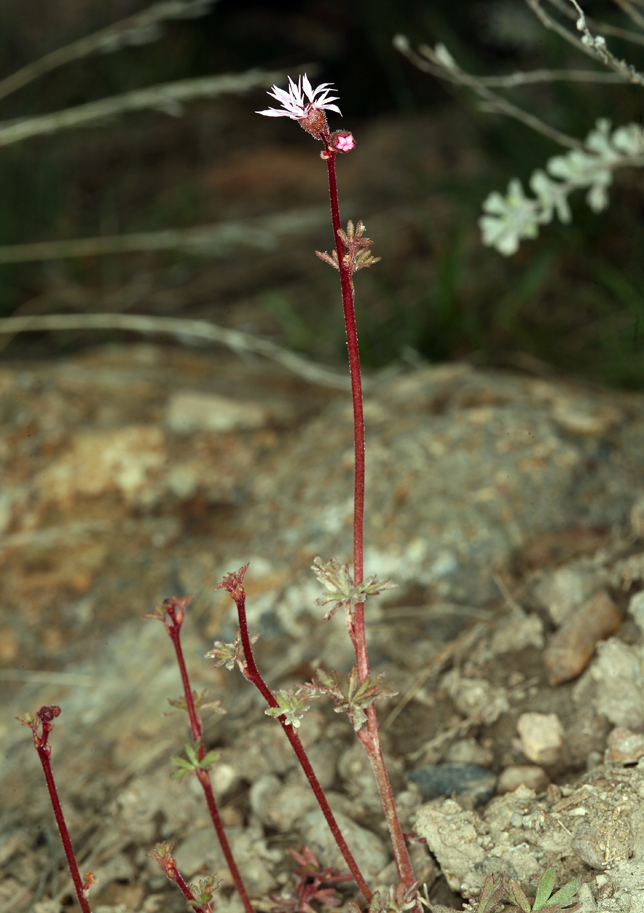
[312,556,396,621]
[165,689,226,717]
[187,874,222,909]
[313,666,397,732]
[206,632,260,675]
[171,738,220,781]
[265,686,321,728]
[505,868,582,913]
[429,868,582,913]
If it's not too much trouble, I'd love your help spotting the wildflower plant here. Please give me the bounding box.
[18,72,416,913]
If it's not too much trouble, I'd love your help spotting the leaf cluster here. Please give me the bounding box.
[170,739,220,781]
[312,666,397,732]
[269,846,353,913]
[432,869,582,913]
[480,119,644,255]
[311,556,396,621]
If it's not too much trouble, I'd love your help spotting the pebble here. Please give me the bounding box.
[262,783,319,832]
[166,390,276,433]
[543,590,623,685]
[298,808,389,883]
[516,712,563,765]
[445,738,494,768]
[406,763,497,807]
[496,764,549,795]
[604,727,644,765]
[533,565,600,625]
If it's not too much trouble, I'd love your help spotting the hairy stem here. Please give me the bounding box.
[30,712,93,913]
[164,603,255,913]
[233,585,373,904]
[324,148,417,892]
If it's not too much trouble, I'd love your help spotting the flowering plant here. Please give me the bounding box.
[18,72,414,913]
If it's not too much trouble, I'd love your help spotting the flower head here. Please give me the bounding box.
[256,74,342,120]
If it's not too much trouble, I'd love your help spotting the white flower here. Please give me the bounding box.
[256,73,342,119]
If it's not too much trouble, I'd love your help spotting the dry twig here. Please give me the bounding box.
[0,312,352,390]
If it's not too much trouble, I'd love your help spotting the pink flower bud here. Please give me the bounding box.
[332,131,355,153]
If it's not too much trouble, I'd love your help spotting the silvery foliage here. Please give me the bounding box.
[480,118,644,255]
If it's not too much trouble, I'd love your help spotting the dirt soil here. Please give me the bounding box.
[1,343,644,913]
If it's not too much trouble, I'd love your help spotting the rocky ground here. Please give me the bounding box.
[1,343,644,913]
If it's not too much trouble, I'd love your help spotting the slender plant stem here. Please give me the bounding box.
[162,602,255,913]
[171,867,213,913]
[230,580,373,905]
[30,711,92,913]
[324,149,417,893]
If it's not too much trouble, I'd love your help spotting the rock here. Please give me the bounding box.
[174,825,282,895]
[249,774,281,820]
[630,496,644,537]
[445,738,494,768]
[441,670,509,724]
[415,766,644,900]
[262,783,319,832]
[413,799,485,892]
[533,565,603,625]
[543,590,623,685]
[516,712,563,765]
[604,728,644,765]
[406,763,497,807]
[572,813,633,870]
[496,765,549,795]
[166,390,290,434]
[297,808,388,883]
[590,639,644,728]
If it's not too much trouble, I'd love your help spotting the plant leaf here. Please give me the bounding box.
[533,868,557,912]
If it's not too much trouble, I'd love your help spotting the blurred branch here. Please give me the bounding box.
[0,0,219,103]
[0,313,352,390]
[525,0,644,83]
[0,69,288,148]
[0,208,330,263]
[549,0,644,43]
[394,37,584,150]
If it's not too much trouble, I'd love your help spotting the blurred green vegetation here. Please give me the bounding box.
[0,0,642,389]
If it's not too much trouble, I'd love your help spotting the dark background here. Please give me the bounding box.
[0,0,643,386]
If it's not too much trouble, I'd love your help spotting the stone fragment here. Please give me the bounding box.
[543,590,623,685]
[298,809,388,883]
[496,764,549,795]
[174,825,282,895]
[445,738,493,767]
[407,763,497,807]
[262,783,319,832]
[249,774,281,820]
[166,390,284,433]
[630,495,644,537]
[590,639,644,728]
[516,712,563,765]
[414,799,485,891]
[533,565,600,625]
[571,815,633,870]
[604,728,644,765]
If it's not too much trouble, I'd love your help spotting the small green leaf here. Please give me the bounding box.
[533,868,557,912]
[477,873,506,913]
[506,878,531,913]
[548,876,582,909]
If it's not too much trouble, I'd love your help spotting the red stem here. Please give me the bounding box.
[171,866,212,913]
[235,590,372,905]
[32,720,92,913]
[165,608,255,913]
[324,149,417,892]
